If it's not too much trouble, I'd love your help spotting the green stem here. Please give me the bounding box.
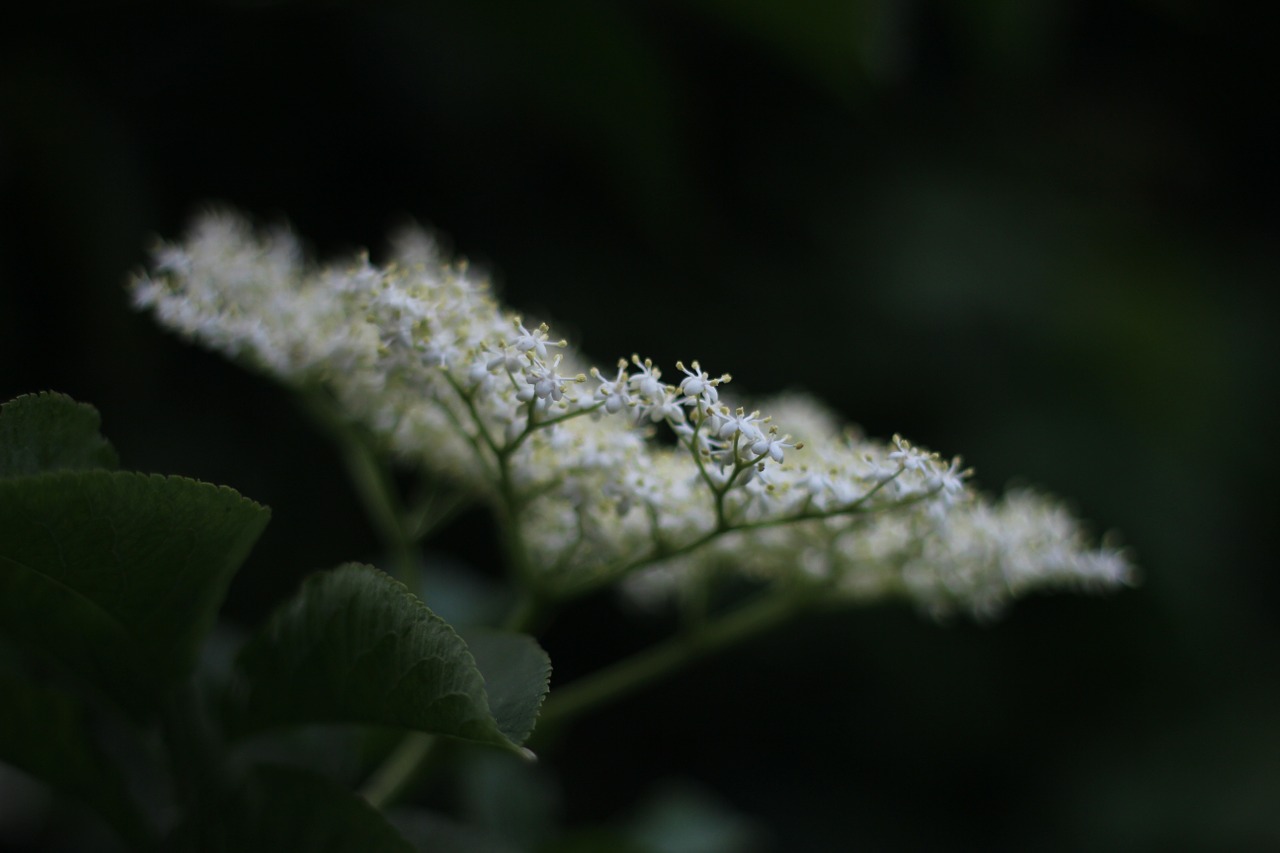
[503,589,547,633]
[359,733,436,810]
[507,398,605,451]
[438,372,538,586]
[532,587,814,740]
[297,390,419,587]
[359,373,557,812]
[495,457,535,584]
[553,466,929,603]
[407,489,471,542]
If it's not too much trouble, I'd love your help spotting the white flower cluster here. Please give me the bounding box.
[132,211,1133,617]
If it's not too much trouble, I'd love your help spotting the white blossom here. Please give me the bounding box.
[133,211,1135,619]
[590,361,631,414]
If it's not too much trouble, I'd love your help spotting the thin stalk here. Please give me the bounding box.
[554,466,932,602]
[359,371,551,812]
[407,489,472,542]
[359,733,437,810]
[532,587,814,740]
[298,389,418,587]
[502,592,540,633]
[438,372,539,585]
[507,399,605,452]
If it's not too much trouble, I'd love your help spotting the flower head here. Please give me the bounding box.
[133,210,1134,619]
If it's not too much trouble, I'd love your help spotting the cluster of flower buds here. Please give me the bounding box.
[133,212,1133,617]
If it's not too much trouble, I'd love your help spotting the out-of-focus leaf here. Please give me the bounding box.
[0,471,270,710]
[626,782,763,853]
[0,392,118,477]
[460,748,558,849]
[169,763,413,852]
[228,564,549,751]
[0,664,150,847]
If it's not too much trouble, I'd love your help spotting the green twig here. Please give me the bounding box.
[359,733,436,810]
[532,586,815,741]
[553,466,930,602]
[297,389,419,587]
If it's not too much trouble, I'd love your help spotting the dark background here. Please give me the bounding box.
[2,3,1278,850]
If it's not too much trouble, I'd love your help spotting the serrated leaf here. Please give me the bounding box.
[170,763,414,852]
[0,392,118,477]
[0,663,151,847]
[0,471,270,710]
[228,565,548,751]
[459,628,551,746]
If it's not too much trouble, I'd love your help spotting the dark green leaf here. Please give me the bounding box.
[170,763,414,852]
[229,565,548,751]
[0,392,118,476]
[0,663,151,847]
[459,628,551,746]
[0,471,270,709]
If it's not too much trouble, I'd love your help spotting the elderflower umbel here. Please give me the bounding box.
[132,211,1134,618]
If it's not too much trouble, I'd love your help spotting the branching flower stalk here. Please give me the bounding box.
[133,211,1135,803]
[295,386,422,586]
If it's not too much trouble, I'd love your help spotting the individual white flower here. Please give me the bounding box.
[749,426,802,464]
[638,388,688,425]
[926,456,971,506]
[510,318,565,361]
[590,360,631,414]
[888,434,936,474]
[627,355,664,401]
[517,354,586,405]
[675,360,730,409]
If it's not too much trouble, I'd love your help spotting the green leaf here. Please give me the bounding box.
[170,763,414,852]
[0,391,118,476]
[459,628,551,746]
[228,565,549,751]
[0,471,270,709]
[0,663,151,847]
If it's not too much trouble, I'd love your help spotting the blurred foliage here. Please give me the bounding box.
[2,2,1276,850]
